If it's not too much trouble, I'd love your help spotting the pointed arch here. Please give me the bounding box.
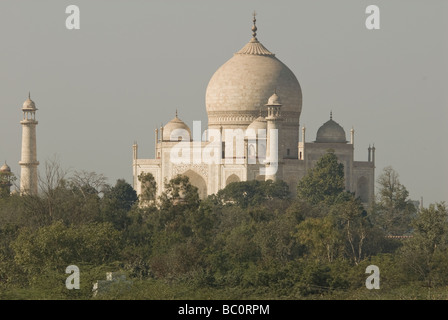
[183,169,207,199]
[226,174,240,186]
[248,144,256,157]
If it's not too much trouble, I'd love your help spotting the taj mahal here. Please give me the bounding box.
[131,15,376,204]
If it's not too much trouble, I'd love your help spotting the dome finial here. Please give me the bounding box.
[28,91,31,99]
[330,110,333,120]
[251,11,257,39]
[175,109,178,118]
[236,11,275,56]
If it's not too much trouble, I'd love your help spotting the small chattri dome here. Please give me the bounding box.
[247,115,267,132]
[0,162,11,173]
[266,92,281,105]
[315,113,347,143]
[22,93,36,110]
[163,112,191,141]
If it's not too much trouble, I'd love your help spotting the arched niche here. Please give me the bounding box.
[183,170,208,199]
[226,174,240,186]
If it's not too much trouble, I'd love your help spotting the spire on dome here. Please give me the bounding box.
[252,11,257,39]
[236,12,275,56]
[330,111,333,120]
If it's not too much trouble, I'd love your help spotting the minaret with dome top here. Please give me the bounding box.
[19,93,39,196]
[265,92,283,181]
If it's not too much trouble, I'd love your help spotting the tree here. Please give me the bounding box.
[138,172,157,203]
[11,221,122,285]
[69,170,108,198]
[159,175,199,210]
[399,202,448,287]
[66,171,107,225]
[254,210,300,264]
[261,180,290,200]
[16,158,108,227]
[295,216,342,263]
[37,157,69,222]
[216,180,290,208]
[331,197,369,265]
[371,166,417,235]
[101,179,137,230]
[297,151,346,206]
[103,179,137,212]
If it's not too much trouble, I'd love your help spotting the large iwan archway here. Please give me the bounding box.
[183,170,208,199]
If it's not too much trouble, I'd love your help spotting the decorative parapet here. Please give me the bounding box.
[173,163,208,178]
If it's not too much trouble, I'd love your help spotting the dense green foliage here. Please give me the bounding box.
[370,166,417,235]
[0,159,447,300]
[297,151,349,206]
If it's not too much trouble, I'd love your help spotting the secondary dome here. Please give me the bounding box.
[206,16,302,129]
[315,113,347,143]
[0,162,11,173]
[163,112,191,141]
[247,115,267,132]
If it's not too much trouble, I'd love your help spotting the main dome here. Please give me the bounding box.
[205,18,302,129]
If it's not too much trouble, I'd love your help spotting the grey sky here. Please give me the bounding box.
[1,0,447,205]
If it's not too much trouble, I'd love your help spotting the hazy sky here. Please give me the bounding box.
[1,1,447,205]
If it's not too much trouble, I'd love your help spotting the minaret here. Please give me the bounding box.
[19,93,39,196]
[265,92,283,181]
